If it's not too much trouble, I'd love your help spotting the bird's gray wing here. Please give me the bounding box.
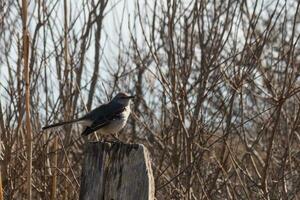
[81,102,125,136]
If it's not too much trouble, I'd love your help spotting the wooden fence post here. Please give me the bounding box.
[79,141,155,200]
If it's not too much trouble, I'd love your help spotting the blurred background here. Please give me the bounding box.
[1,0,300,199]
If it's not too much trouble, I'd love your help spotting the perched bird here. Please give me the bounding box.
[42,92,134,136]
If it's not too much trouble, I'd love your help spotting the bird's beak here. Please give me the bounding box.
[126,95,135,99]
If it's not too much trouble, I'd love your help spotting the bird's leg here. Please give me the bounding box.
[110,133,123,143]
[99,134,122,144]
[97,135,113,143]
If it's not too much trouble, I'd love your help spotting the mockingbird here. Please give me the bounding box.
[42,92,134,136]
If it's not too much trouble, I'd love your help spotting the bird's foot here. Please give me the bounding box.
[99,134,123,144]
[110,134,122,142]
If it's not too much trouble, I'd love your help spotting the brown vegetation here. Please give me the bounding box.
[1,0,300,199]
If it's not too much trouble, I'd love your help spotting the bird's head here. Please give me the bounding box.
[112,92,135,106]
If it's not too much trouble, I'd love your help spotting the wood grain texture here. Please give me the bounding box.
[79,142,155,200]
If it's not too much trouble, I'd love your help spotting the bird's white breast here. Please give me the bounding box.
[99,105,131,135]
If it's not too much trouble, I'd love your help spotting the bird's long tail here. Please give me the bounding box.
[42,118,85,130]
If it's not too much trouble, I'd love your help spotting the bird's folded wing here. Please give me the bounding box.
[81,104,125,136]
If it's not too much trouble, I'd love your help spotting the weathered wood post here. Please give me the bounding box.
[79,141,155,200]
